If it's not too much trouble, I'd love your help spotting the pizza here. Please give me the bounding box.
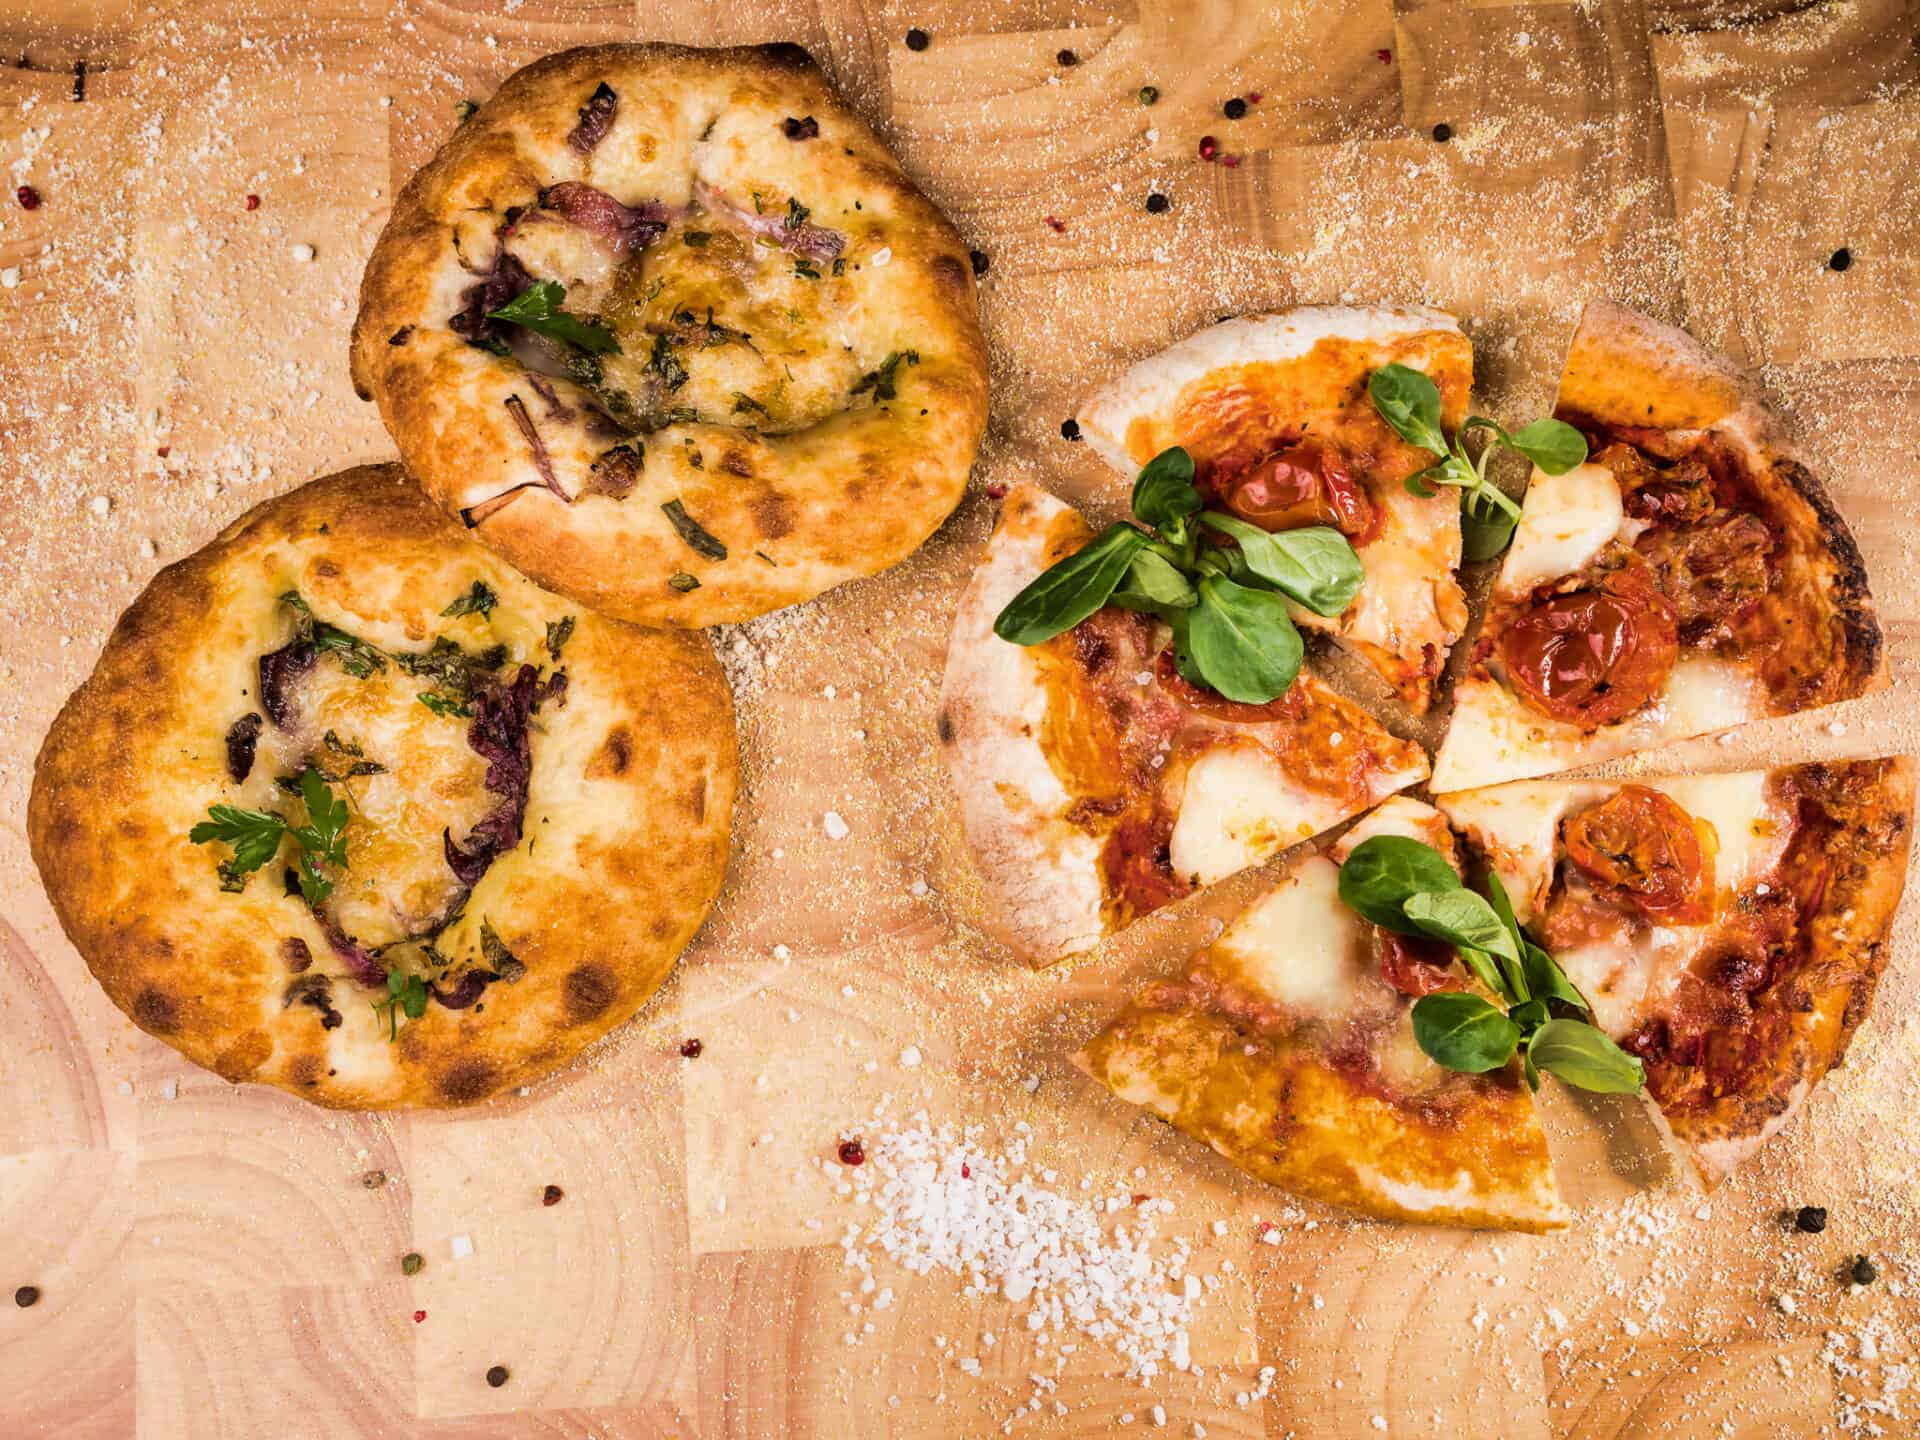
[1076,798,1567,1231]
[1074,306,1474,711]
[939,483,1429,965]
[28,467,737,1109]
[1438,759,1914,1185]
[1431,301,1882,791]
[351,43,989,627]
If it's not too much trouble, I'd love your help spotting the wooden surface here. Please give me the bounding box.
[4,2,1920,1436]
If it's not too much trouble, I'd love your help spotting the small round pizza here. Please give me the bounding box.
[28,466,736,1109]
[1432,301,1883,791]
[1075,306,1474,712]
[351,43,989,626]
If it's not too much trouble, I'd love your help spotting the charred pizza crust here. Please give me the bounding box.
[1077,800,1566,1231]
[1439,759,1913,1187]
[1433,301,1884,791]
[351,43,988,626]
[1074,306,1474,712]
[29,467,737,1109]
[938,483,1429,964]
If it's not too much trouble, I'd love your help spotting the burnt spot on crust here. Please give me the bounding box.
[313,559,342,580]
[564,963,617,1022]
[213,1029,273,1082]
[684,775,708,823]
[1771,457,1881,691]
[719,449,755,479]
[929,252,970,295]
[586,726,633,779]
[288,1054,325,1088]
[750,489,795,540]
[936,708,956,745]
[132,987,180,1034]
[438,1058,500,1105]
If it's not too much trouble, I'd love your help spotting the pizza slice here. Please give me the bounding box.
[939,483,1428,965]
[1437,759,1914,1186]
[1431,301,1883,791]
[1075,798,1567,1231]
[1075,305,1473,712]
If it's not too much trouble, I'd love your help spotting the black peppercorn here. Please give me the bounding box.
[1057,49,1078,67]
[679,1038,703,1058]
[1851,1254,1877,1285]
[782,115,819,141]
[543,1184,564,1207]
[1224,97,1247,120]
[15,1285,39,1308]
[1060,418,1082,442]
[1431,122,1453,143]
[968,249,989,277]
[905,28,929,52]
[1794,1205,1828,1233]
[1145,193,1170,214]
[485,1365,510,1388]
[1829,247,1852,272]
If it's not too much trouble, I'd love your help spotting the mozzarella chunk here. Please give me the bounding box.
[1213,858,1368,1019]
[1497,461,1625,597]
[1167,745,1325,886]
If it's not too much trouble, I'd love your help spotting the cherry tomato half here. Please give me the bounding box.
[1498,565,1678,727]
[1216,439,1379,543]
[1561,783,1716,924]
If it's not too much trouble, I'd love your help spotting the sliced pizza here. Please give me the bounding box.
[1432,301,1883,791]
[1438,759,1914,1186]
[1075,305,1474,712]
[1075,797,1567,1231]
[939,483,1428,965]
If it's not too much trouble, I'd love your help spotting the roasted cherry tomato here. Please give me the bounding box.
[1498,565,1678,727]
[1560,783,1716,924]
[1216,439,1379,543]
[1373,927,1461,996]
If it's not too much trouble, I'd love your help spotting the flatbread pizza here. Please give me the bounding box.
[1432,301,1883,791]
[1074,306,1474,711]
[939,483,1428,965]
[351,43,989,626]
[1438,759,1913,1185]
[1077,798,1567,1231]
[29,467,737,1109]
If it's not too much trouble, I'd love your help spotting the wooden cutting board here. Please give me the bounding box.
[3,2,1918,1436]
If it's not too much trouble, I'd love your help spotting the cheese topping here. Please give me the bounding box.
[1214,858,1369,1019]
[1167,746,1324,886]
[1496,461,1624,597]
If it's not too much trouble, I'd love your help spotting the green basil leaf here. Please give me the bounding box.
[1508,999,1550,1035]
[1196,515,1364,618]
[1403,889,1522,968]
[1528,1019,1645,1094]
[487,280,619,355]
[1506,418,1589,476]
[1108,548,1198,616]
[1460,495,1519,561]
[1167,610,1208,688]
[1522,939,1589,1012]
[1185,575,1303,703]
[1523,1048,1542,1091]
[1368,364,1445,454]
[993,523,1148,645]
[1337,836,1461,934]
[1130,447,1202,537]
[1455,946,1508,998]
[1411,993,1521,1074]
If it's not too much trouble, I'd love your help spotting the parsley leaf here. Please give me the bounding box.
[852,349,920,402]
[372,970,429,1041]
[189,805,288,887]
[545,615,575,659]
[486,280,619,355]
[417,691,473,719]
[648,333,690,391]
[441,580,498,619]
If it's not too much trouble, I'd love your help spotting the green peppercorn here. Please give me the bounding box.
[401,1252,424,1276]
[1138,85,1159,106]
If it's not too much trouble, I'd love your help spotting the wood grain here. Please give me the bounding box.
[3,1,1919,1436]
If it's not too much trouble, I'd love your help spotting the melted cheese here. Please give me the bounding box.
[1213,858,1368,1018]
[1333,795,1451,859]
[1496,462,1624,596]
[1167,746,1324,886]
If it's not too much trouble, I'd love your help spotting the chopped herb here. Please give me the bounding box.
[784,196,810,230]
[668,572,701,592]
[441,579,498,619]
[189,805,288,888]
[793,259,820,279]
[191,768,350,904]
[662,499,727,560]
[487,280,618,355]
[684,230,710,247]
[732,392,768,416]
[852,349,920,402]
[323,730,364,758]
[480,919,527,981]
[545,615,575,659]
[372,969,428,1041]
[393,636,508,696]
[648,333,690,391]
[831,256,846,276]
[417,691,473,719]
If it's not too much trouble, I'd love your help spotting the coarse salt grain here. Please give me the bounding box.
[449,1234,474,1259]
[291,242,316,262]
[823,810,850,840]
[0,266,18,288]
[899,1046,923,1068]
[871,246,892,266]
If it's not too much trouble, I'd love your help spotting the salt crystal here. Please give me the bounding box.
[871,246,892,267]
[291,243,316,262]
[899,1045,923,1068]
[0,266,18,288]
[89,495,111,517]
[1776,1293,1797,1315]
[823,810,850,840]
[449,1233,474,1259]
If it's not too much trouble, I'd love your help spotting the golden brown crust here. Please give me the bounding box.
[1652,758,1915,1186]
[1557,300,1883,712]
[28,466,737,1109]
[352,43,989,626]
